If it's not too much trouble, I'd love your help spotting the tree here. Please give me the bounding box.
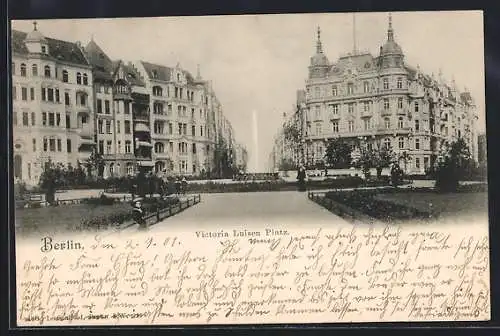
[373,145,395,179]
[434,138,474,192]
[38,158,66,205]
[85,150,105,178]
[399,151,411,176]
[324,139,352,169]
[354,146,374,179]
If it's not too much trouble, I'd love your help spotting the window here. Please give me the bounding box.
[331,104,339,115]
[348,103,354,114]
[42,112,47,126]
[105,100,110,114]
[66,114,70,129]
[117,141,122,153]
[106,120,111,134]
[43,138,47,151]
[98,120,103,134]
[397,77,403,89]
[65,92,70,106]
[21,87,28,101]
[44,65,51,77]
[12,86,16,100]
[41,87,46,101]
[97,99,102,113]
[315,123,322,136]
[398,98,403,109]
[168,104,172,114]
[363,101,370,112]
[192,143,197,154]
[332,86,338,96]
[32,64,38,76]
[415,119,420,131]
[126,162,134,175]
[153,102,163,114]
[124,102,130,114]
[106,140,112,154]
[332,121,339,133]
[62,70,68,83]
[67,139,72,153]
[76,73,82,84]
[55,89,60,103]
[41,46,46,54]
[153,86,163,96]
[314,87,320,98]
[315,105,320,119]
[200,126,203,137]
[48,113,55,126]
[20,63,27,77]
[12,62,15,75]
[83,74,88,85]
[169,142,174,153]
[363,81,369,93]
[383,78,389,90]
[415,157,421,169]
[183,123,187,135]
[30,87,35,100]
[155,142,165,153]
[414,101,419,113]
[348,120,354,132]
[175,87,178,98]
[49,138,56,151]
[23,112,29,126]
[31,112,35,126]
[415,138,420,150]
[347,83,354,95]
[180,88,183,99]
[47,88,54,102]
[98,140,104,154]
[56,113,61,127]
[424,157,429,169]
[116,120,121,134]
[399,137,404,149]
[384,117,391,129]
[398,117,404,128]
[364,118,371,130]
[154,121,164,134]
[192,125,196,136]
[124,121,131,134]
[384,98,390,110]
[384,138,391,149]
[32,138,36,152]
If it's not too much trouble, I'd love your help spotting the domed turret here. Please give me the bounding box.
[379,13,404,69]
[309,27,330,78]
[24,21,49,54]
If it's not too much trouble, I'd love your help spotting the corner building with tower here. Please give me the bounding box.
[302,14,479,174]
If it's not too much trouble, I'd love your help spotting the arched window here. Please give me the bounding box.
[384,117,391,129]
[154,142,165,153]
[62,70,68,83]
[398,117,404,128]
[32,64,38,76]
[44,65,51,77]
[20,63,27,77]
[83,73,88,85]
[76,72,82,84]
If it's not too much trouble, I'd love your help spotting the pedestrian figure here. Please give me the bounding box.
[181,176,188,195]
[297,165,306,192]
[132,197,148,230]
[174,177,181,195]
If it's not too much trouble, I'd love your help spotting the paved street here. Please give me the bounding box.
[123,191,350,233]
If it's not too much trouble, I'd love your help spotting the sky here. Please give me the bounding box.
[12,11,485,172]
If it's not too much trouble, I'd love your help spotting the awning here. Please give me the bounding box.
[134,123,150,132]
[137,141,153,147]
[138,161,155,167]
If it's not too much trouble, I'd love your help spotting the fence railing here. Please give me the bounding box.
[121,194,202,229]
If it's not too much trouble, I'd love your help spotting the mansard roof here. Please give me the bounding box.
[12,30,89,67]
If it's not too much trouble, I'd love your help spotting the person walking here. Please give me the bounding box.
[297,165,306,192]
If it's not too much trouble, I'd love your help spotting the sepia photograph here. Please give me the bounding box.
[11,10,490,326]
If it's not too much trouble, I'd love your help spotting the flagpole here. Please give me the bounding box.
[353,12,357,55]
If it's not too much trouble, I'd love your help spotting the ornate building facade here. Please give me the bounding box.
[12,23,95,185]
[302,14,478,174]
[12,24,244,184]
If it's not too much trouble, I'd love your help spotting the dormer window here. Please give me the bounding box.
[152,70,158,79]
[76,72,82,85]
[44,65,51,77]
[41,46,46,54]
[62,70,68,83]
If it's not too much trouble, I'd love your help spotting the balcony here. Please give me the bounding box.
[329,113,341,120]
[380,109,391,116]
[360,110,373,118]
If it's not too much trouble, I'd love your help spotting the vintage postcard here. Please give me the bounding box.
[11,10,489,326]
